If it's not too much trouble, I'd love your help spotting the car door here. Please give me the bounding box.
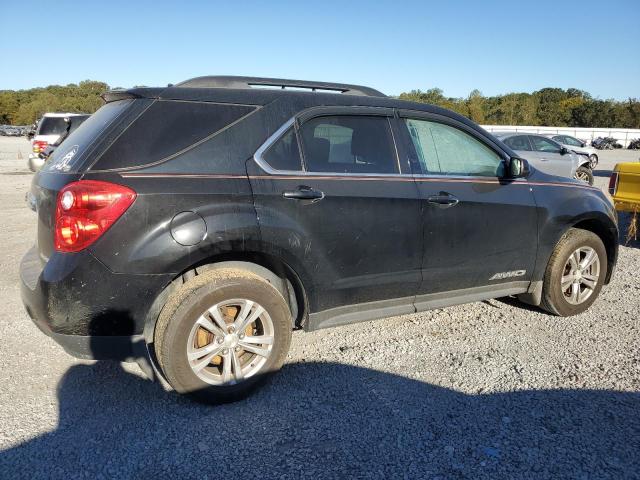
[248,108,424,318]
[528,135,572,177]
[397,111,538,300]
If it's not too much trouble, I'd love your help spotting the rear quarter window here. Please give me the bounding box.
[92,101,256,170]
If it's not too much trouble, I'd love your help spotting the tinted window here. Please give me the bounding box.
[95,100,256,170]
[300,116,398,174]
[530,136,561,153]
[37,117,68,136]
[45,100,133,173]
[262,127,302,171]
[405,119,504,177]
[503,135,532,151]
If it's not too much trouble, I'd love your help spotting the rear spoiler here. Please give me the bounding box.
[101,88,165,103]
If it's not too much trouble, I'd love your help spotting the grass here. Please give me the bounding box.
[626,210,638,245]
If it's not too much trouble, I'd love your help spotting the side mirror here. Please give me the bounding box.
[560,146,569,155]
[509,158,530,178]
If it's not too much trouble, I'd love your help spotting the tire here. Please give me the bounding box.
[540,228,607,316]
[588,154,598,169]
[154,268,292,404]
[574,166,594,185]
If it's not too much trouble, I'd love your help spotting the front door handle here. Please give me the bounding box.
[283,186,325,201]
[427,192,459,209]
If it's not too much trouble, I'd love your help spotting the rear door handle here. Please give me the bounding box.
[426,193,459,209]
[283,186,325,201]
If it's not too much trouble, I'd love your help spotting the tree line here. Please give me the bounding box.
[399,88,640,129]
[0,80,638,129]
[0,81,108,125]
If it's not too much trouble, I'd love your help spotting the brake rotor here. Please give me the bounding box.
[194,304,258,369]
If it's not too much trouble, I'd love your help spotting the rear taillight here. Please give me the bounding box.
[54,180,136,253]
[33,140,48,153]
[608,172,619,196]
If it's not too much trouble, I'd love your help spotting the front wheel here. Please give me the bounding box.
[588,154,598,169]
[574,166,594,185]
[540,228,607,316]
[154,268,293,404]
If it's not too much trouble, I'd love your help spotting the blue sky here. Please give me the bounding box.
[1,0,638,99]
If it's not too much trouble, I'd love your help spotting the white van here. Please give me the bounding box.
[28,113,87,171]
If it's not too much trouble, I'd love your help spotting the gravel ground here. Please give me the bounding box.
[0,137,638,479]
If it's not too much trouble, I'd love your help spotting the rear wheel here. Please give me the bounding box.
[541,228,607,316]
[574,166,594,185]
[154,268,292,404]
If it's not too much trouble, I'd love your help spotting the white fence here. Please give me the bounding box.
[481,125,640,148]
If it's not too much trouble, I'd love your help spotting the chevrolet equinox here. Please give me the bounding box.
[21,76,619,403]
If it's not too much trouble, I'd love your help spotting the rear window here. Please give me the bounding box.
[45,100,133,173]
[37,117,68,136]
[92,101,256,170]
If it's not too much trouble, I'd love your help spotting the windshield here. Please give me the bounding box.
[44,100,133,173]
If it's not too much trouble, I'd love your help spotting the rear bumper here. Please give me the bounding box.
[27,154,44,172]
[20,246,171,360]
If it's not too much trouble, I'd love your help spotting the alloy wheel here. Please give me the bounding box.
[561,247,600,305]
[186,298,275,385]
[575,170,591,183]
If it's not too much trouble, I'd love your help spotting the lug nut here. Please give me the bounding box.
[228,326,235,333]
[239,333,245,339]
[222,348,229,355]
[217,338,224,344]
[234,346,241,352]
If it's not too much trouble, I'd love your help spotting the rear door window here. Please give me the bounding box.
[503,135,532,151]
[530,136,562,153]
[299,116,398,174]
[261,128,302,171]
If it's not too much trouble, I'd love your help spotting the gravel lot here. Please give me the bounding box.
[0,136,638,479]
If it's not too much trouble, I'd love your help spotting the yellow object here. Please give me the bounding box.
[612,162,640,212]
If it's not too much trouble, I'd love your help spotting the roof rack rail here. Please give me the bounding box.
[174,76,386,97]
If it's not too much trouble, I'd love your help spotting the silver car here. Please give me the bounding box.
[543,134,598,168]
[493,132,593,185]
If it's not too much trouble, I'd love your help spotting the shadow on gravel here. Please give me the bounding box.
[1,359,638,479]
[592,169,613,178]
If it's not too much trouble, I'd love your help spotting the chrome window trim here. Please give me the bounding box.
[253,115,521,182]
[253,118,303,175]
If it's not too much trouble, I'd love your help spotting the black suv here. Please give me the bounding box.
[21,76,618,403]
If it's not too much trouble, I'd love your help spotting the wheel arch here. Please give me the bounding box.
[142,251,309,346]
[571,217,618,284]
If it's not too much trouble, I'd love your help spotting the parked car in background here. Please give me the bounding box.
[28,114,90,172]
[628,138,640,150]
[493,132,594,185]
[610,163,640,212]
[3,127,22,137]
[28,113,88,170]
[592,137,622,150]
[21,76,618,403]
[545,134,598,168]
